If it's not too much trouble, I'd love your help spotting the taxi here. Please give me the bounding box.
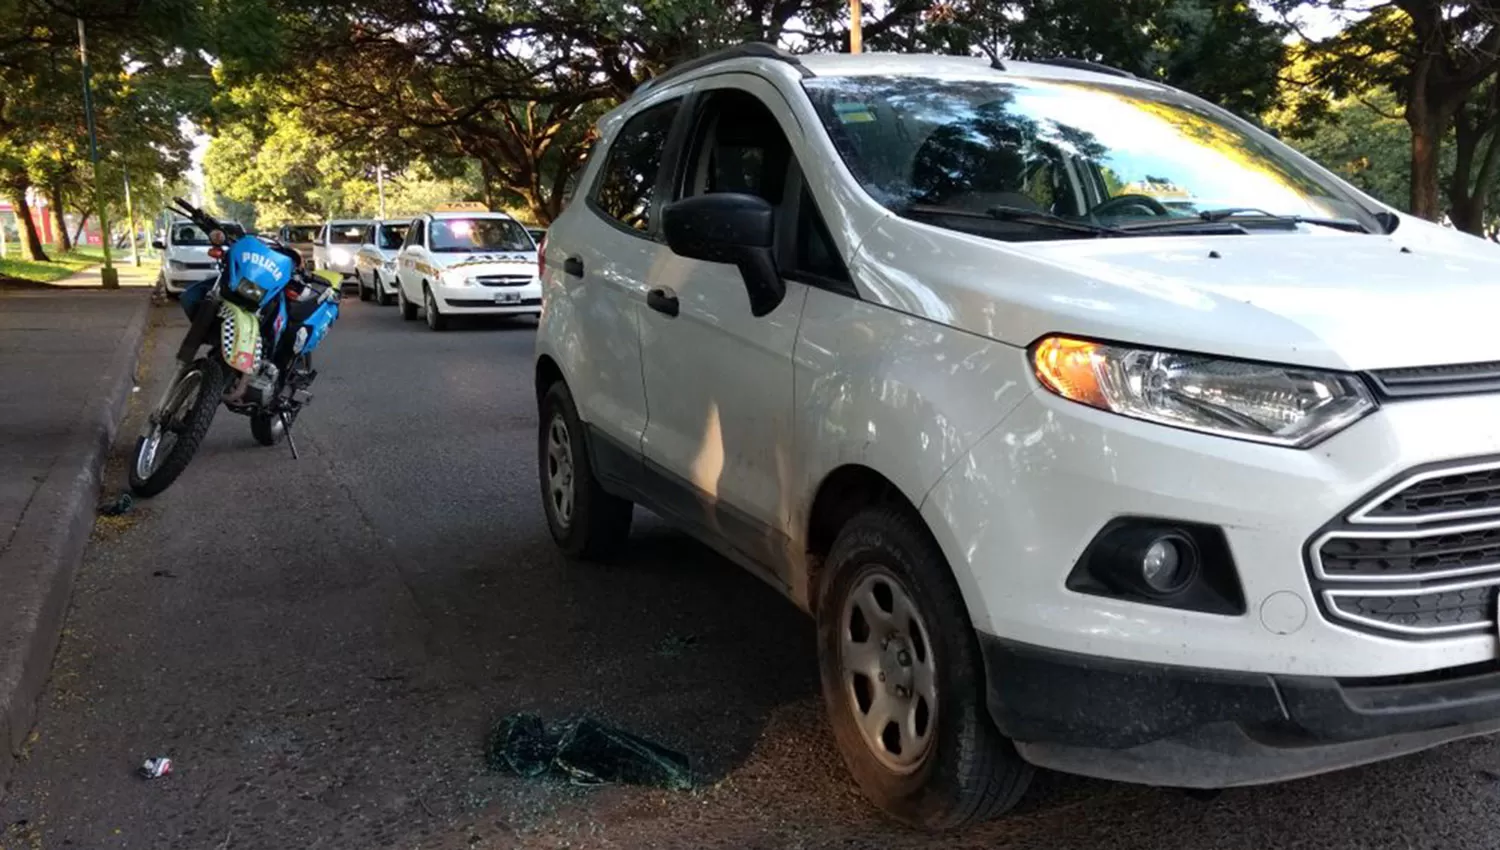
[393,203,541,331]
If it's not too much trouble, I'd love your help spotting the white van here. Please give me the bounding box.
[534,45,1500,829]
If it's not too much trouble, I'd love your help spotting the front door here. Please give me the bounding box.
[637,78,820,582]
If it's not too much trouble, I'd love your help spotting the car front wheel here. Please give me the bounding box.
[398,282,418,320]
[817,506,1032,830]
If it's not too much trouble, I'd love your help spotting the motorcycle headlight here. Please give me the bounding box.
[1031,336,1375,448]
[235,279,266,303]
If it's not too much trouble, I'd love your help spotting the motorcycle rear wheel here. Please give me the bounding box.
[129,358,230,497]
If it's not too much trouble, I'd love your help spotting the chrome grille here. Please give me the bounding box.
[1310,458,1500,638]
[475,275,533,287]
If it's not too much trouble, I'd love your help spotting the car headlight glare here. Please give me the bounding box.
[329,247,350,264]
[1031,336,1375,448]
[441,268,475,286]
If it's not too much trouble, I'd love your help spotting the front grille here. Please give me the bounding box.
[1368,361,1500,399]
[180,261,216,270]
[475,275,533,287]
[1309,458,1500,639]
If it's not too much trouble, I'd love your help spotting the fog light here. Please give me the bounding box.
[1141,536,1191,594]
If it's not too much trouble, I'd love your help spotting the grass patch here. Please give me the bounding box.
[0,248,98,283]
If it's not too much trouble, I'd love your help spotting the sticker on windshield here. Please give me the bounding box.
[833,102,876,124]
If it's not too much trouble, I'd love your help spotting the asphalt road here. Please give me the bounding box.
[6,297,1500,849]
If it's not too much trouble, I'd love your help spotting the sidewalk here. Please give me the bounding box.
[0,286,151,787]
[49,261,161,289]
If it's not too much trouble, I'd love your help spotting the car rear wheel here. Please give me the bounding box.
[537,381,632,559]
[817,506,1032,830]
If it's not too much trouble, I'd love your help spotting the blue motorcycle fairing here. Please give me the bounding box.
[298,299,339,355]
[228,237,295,308]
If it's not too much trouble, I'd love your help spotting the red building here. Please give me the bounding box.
[0,194,103,248]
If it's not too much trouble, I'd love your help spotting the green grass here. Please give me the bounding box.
[0,244,100,283]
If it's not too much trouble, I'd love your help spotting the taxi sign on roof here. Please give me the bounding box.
[433,202,490,212]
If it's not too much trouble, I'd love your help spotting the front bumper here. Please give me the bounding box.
[163,270,217,293]
[431,281,542,314]
[985,636,1500,787]
[921,388,1500,679]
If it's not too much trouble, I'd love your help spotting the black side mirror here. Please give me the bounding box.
[151,239,165,250]
[662,193,784,317]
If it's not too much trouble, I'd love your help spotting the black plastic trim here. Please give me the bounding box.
[1030,57,1137,79]
[1066,517,1246,615]
[981,636,1500,750]
[1367,361,1500,400]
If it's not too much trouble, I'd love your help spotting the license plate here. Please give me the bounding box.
[494,292,522,304]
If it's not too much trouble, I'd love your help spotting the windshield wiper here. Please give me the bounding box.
[902,203,1123,237]
[1119,207,1372,234]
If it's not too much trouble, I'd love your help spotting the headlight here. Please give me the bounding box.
[169,259,186,270]
[383,258,397,270]
[441,268,475,286]
[1031,336,1374,448]
[329,247,350,264]
[235,279,266,303]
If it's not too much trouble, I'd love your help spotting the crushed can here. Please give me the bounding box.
[139,756,173,779]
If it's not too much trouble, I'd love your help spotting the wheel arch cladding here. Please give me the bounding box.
[535,355,564,401]
[805,464,937,615]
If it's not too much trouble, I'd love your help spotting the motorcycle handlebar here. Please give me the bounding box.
[169,197,245,241]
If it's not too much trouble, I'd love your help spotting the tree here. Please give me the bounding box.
[1274,1,1500,227]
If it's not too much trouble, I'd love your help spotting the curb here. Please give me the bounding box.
[0,293,152,788]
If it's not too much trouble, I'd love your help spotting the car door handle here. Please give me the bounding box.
[646,287,680,317]
[563,256,585,278]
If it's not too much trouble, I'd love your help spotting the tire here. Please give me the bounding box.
[816,506,1033,830]
[358,272,372,302]
[424,285,448,331]
[129,358,231,497]
[250,411,285,446]
[537,381,632,559]
[399,283,418,320]
[375,273,395,306]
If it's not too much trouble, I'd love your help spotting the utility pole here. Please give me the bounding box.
[377,163,387,219]
[122,164,140,266]
[849,0,863,53]
[77,19,118,288]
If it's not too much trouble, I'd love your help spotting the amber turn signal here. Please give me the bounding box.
[1031,336,1107,407]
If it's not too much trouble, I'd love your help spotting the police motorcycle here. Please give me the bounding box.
[130,198,341,496]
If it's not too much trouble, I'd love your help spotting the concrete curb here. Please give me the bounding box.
[0,293,152,788]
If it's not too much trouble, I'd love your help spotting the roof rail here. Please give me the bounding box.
[634,43,812,97]
[1030,57,1136,79]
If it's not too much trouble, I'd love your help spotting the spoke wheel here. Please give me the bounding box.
[841,568,938,774]
[134,368,204,481]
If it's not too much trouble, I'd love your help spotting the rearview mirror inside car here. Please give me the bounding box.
[662,193,785,317]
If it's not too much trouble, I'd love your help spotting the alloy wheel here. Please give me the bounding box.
[545,414,575,528]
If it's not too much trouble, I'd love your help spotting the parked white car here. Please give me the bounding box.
[353,218,411,305]
[534,46,1500,829]
[394,209,540,330]
[152,217,242,294]
[313,219,371,281]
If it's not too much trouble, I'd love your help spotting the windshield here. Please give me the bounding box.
[171,223,209,246]
[379,223,410,250]
[284,225,320,243]
[802,75,1380,239]
[429,217,532,252]
[329,224,367,244]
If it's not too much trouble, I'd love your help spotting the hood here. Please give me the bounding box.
[434,251,537,274]
[855,216,1500,371]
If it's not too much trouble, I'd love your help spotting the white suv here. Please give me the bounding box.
[533,45,1500,829]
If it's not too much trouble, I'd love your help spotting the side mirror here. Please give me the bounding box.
[151,239,165,250]
[662,193,784,317]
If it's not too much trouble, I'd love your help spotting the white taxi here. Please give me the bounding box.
[394,204,541,331]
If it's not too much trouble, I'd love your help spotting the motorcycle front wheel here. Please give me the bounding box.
[129,358,230,497]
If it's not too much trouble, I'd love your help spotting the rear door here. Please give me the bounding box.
[545,87,692,483]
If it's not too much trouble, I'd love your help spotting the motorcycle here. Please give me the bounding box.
[129,198,341,496]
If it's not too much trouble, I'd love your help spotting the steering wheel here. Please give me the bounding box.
[1090,193,1171,219]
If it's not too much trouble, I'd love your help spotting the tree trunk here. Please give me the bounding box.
[71,209,91,246]
[6,184,51,262]
[47,183,71,252]
[1408,112,1445,220]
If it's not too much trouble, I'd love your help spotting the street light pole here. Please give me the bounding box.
[77,18,118,288]
[377,163,387,219]
[122,164,140,266]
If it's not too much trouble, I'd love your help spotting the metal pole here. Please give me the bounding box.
[850,0,862,53]
[77,18,118,287]
[123,164,140,266]
[377,164,387,218]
